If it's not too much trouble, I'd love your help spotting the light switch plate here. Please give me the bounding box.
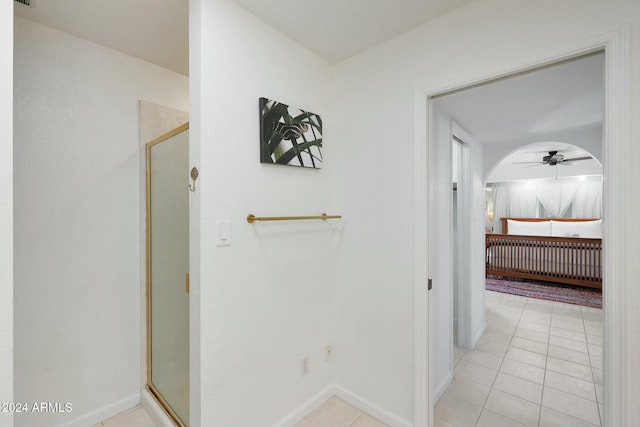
[216,220,231,246]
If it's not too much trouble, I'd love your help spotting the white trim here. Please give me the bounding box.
[0,1,13,426]
[600,25,630,427]
[414,26,630,427]
[413,89,430,427]
[273,385,335,427]
[452,122,487,351]
[274,384,412,427]
[141,388,180,427]
[432,372,453,404]
[334,385,412,427]
[451,122,472,350]
[56,392,140,427]
[470,322,487,349]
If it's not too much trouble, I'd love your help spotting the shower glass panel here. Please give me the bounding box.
[146,123,189,426]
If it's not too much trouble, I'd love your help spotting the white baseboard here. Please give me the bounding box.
[274,385,336,427]
[274,384,411,427]
[432,371,453,404]
[333,385,412,427]
[141,389,176,427]
[470,321,487,349]
[57,392,139,427]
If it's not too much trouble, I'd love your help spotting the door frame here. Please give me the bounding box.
[450,122,481,351]
[452,136,464,348]
[413,28,630,426]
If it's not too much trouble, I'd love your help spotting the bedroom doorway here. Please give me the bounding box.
[419,44,628,426]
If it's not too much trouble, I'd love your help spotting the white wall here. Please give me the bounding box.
[13,17,188,427]
[0,2,13,427]
[193,1,337,425]
[330,62,417,426]
[331,0,640,423]
[188,1,202,425]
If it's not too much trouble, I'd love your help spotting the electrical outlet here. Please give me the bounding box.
[301,356,310,375]
[325,344,333,361]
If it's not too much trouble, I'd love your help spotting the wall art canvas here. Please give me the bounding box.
[259,97,323,169]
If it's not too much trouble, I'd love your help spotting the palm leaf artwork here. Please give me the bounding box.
[259,97,323,168]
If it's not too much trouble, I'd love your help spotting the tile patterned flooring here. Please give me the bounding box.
[436,290,603,427]
[96,397,388,427]
[100,290,603,427]
[93,406,156,427]
[293,396,388,427]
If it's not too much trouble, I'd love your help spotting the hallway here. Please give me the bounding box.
[436,290,603,427]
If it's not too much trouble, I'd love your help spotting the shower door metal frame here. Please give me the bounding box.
[145,122,190,427]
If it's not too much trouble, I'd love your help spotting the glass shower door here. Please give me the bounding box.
[146,123,190,426]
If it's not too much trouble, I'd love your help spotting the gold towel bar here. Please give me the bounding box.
[247,213,342,223]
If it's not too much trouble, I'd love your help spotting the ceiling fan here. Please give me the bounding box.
[514,150,593,167]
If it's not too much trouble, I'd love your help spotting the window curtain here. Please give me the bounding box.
[533,180,579,218]
[573,179,603,218]
[490,178,602,232]
[491,182,538,232]
[492,185,508,233]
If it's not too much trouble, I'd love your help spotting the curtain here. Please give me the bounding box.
[490,178,602,232]
[534,180,579,218]
[573,179,603,218]
[509,183,539,217]
[492,185,508,233]
[491,182,537,232]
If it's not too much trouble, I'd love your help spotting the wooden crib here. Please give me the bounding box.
[485,218,602,289]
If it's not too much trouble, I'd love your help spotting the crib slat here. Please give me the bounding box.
[484,233,601,289]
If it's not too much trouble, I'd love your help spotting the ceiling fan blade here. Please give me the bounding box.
[513,161,544,164]
[525,150,564,154]
[562,156,592,162]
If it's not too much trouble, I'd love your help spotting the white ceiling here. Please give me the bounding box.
[14,0,190,75]
[230,0,474,63]
[434,53,605,146]
[13,0,473,73]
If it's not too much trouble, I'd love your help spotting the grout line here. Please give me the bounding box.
[531,296,551,427]
[474,292,524,426]
[583,304,604,427]
[447,290,603,427]
[347,412,365,427]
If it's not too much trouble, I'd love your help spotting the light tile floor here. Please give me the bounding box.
[96,397,388,427]
[294,396,389,427]
[93,406,156,427]
[436,290,603,427]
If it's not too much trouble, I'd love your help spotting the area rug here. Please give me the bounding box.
[486,275,602,308]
